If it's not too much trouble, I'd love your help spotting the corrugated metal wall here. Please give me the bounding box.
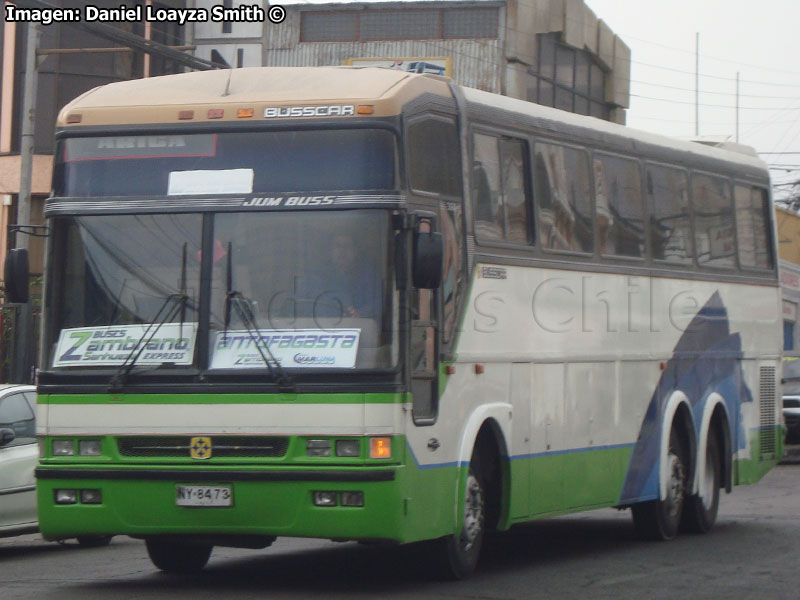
[263,10,504,94]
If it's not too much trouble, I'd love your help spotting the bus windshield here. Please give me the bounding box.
[55,129,397,197]
[44,210,397,372]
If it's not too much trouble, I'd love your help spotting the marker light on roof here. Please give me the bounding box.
[237,108,254,118]
[207,109,224,119]
[178,110,194,120]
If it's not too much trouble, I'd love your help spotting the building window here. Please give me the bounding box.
[529,33,609,121]
[300,8,499,42]
[785,320,795,351]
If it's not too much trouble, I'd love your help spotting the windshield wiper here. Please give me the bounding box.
[108,292,187,392]
[223,242,296,393]
[109,245,191,391]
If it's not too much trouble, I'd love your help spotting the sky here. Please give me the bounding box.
[584,0,800,200]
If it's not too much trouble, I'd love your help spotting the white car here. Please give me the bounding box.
[0,384,112,545]
[0,384,38,537]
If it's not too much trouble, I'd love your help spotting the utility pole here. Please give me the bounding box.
[11,22,40,383]
[695,32,700,137]
[735,72,740,143]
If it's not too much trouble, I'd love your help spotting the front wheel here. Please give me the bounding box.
[632,429,688,541]
[682,429,721,533]
[145,539,213,574]
[431,467,485,580]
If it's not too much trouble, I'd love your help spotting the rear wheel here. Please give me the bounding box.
[145,539,213,573]
[682,428,721,533]
[632,428,688,541]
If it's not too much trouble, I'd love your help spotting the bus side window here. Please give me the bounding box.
[646,164,692,265]
[535,142,593,253]
[735,184,774,270]
[472,133,532,244]
[407,116,462,198]
[692,174,735,269]
[594,153,645,259]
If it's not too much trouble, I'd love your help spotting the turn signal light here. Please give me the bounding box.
[370,437,391,459]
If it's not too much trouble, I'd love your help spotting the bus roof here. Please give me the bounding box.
[57,66,452,127]
[462,87,768,173]
[58,65,767,176]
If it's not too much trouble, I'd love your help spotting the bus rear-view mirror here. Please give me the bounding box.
[3,248,30,304]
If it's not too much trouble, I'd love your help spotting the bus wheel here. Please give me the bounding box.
[632,429,687,541]
[681,428,721,533]
[438,467,485,579]
[145,539,213,573]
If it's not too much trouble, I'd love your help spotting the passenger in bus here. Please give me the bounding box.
[296,232,381,321]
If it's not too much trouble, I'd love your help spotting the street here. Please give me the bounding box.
[2,455,799,599]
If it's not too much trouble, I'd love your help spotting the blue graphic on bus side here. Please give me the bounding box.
[619,291,753,504]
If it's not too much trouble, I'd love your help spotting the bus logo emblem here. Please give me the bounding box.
[190,437,212,460]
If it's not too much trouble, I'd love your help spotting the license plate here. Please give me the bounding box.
[175,485,233,507]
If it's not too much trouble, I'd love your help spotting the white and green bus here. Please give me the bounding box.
[25,67,781,578]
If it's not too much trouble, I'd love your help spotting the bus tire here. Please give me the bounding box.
[681,428,721,534]
[435,466,485,579]
[145,539,213,573]
[631,428,687,541]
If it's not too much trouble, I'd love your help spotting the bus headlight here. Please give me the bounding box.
[306,439,331,457]
[52,439,75,456]
[335,439,360,457]
[78,440,102,456]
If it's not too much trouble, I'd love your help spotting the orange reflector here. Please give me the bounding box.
[370,437,391,459]
[475,364,485,375]
[178,110,194,120]
[237,108,254,118]
[66,113,82,124]
[356,105,374,115]
[445,365,456,375]
[207,109,224,119]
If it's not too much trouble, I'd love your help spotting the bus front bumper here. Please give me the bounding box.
[35,466,406,543]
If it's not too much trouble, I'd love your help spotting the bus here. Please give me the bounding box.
[22,66,781,578]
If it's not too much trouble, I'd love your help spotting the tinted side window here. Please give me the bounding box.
[646,164,692,265]
[407,117,462,197]
[693,174,735,268]
[594,154,644,258]
[472,133,531,244]
[735,185,774,270]
[535,142,593,253]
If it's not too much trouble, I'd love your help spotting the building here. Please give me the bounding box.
[194,0,630,124]
[776,206,800,355]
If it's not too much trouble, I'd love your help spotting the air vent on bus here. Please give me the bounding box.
[759,366,777,458]
[118,436,289,458]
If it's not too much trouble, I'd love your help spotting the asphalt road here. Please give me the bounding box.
[2,456,799,599]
